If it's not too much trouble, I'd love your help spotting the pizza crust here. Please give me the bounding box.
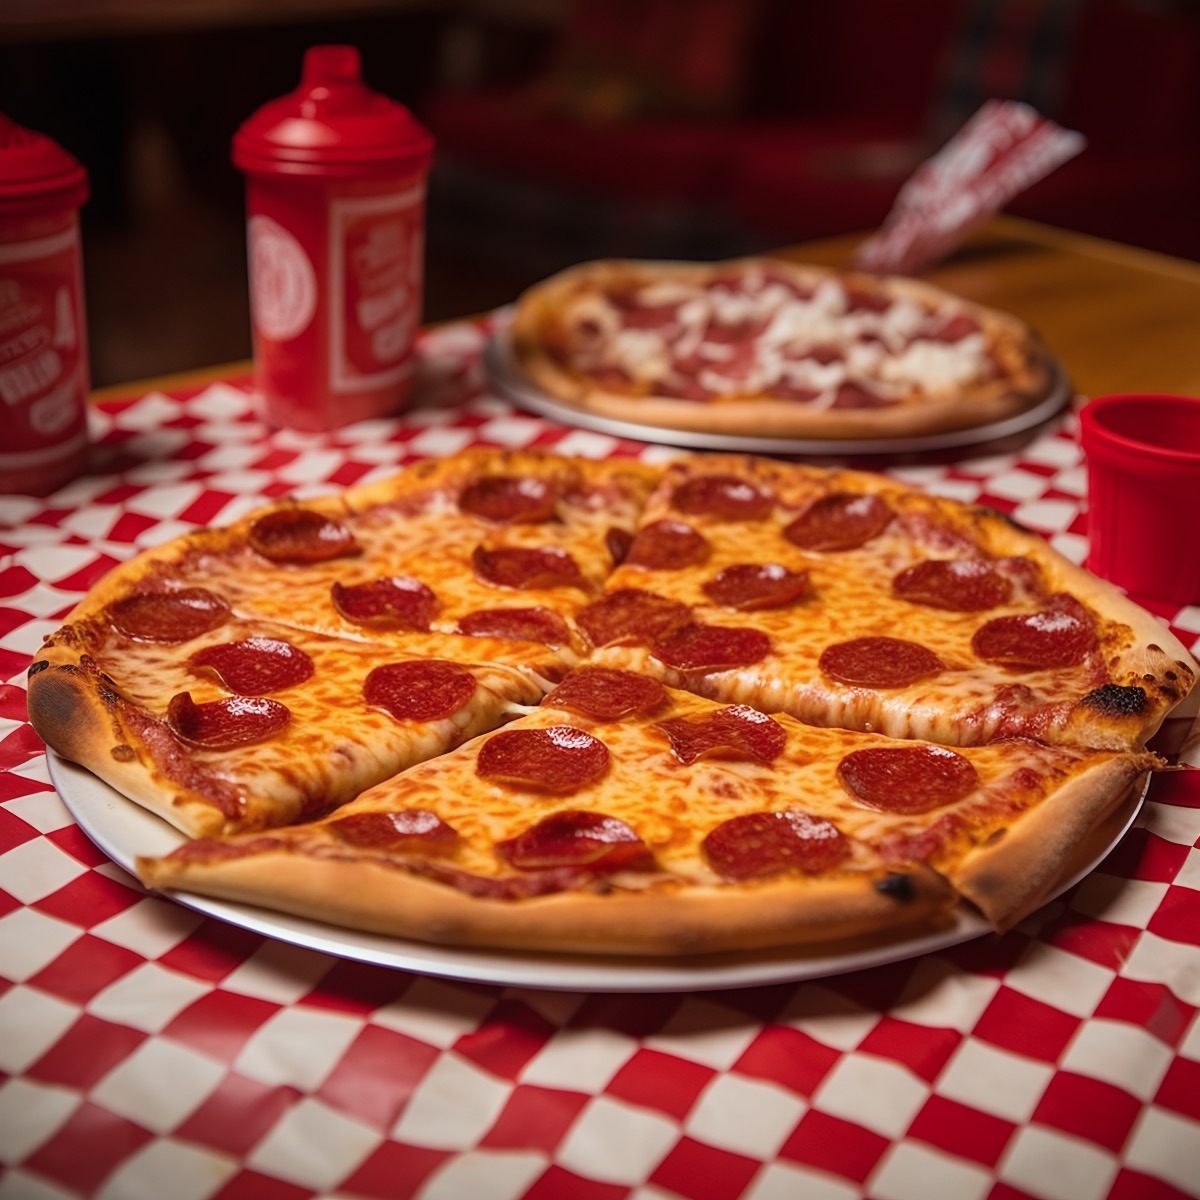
[965,503,1199,748]
[948,757,1153,929]
[28,652,238,838]
[128,704,1162,954]
[509,257,1057,440]
[137,845,956,956]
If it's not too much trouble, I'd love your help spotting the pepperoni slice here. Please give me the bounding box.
[624,520,712,571]
[831,382,893,409]
[248,509,360,563]
[652,623,771,673]
[544,668,666,721]
[585,364,635,390]
[108,588,230,643]
[577,588,691,647]
[606,526,634,565]
[893,559,1013,612]
[803,344,843,366]
[933,313,980,343]
[703,810,848,880]
[772,382,822,404]
[610,287,683,327]
[363,660,477,722]
[702,563,811,610]
[459,475,557,524]
[330,809,459,851]
[188,636,314,695]
[472,545,586,591]
[703,316,769,347]
[497,810,652,871]
[658,375,715,402]
[784,493,894,552]
[670,475,774,521]
[837,745,979,814]
[621,302,680,331]
[845,286,893,314]
[819,637,944,688]
[332,576,439,631]
[655,705,786,765]
[166,692,290,750]
[972,605,1098,669]
[457,606,570,646]
[477,726,610,793]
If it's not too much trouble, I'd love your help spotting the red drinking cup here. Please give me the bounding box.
[233,46,434,432]
[0,113,90,495]
[1078,393,1200,604]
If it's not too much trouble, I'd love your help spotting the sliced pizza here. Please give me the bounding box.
[137,671,1158,954]
[79,448,659,665]
[584,455,1194,751]
[30,612,547,837]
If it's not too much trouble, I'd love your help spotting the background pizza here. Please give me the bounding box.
[508,257,1058,440]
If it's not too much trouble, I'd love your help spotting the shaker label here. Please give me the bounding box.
[0,224,89,470]
[0,226,78,266]
[248,215,317,341]
[328,186,424,393]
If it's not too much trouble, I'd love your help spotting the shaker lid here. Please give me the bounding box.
[0,112,89,211]
[232,45,435,178]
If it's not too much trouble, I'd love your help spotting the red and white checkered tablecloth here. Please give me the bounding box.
[2,315,1199,1200]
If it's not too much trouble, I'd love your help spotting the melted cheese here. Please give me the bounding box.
[595,463,1116,747]
[87,618,548,830]
[164,457,650,664]
[564,273,993,404]
[878,335,989,390]
[50,450,1183,871]
[258,686,1109,886]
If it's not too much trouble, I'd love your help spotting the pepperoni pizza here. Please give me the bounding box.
[508,257,1058,440]
[28,448,1196,956]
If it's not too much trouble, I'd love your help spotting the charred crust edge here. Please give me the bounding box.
[36,661,83,678]
[1080,683,1148,717]
[27,659,49,678]
[876,873,916,902]
[976,505,1035,534]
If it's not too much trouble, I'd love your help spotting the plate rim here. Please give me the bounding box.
[482,324,1073,456]
[47,752,1145,993]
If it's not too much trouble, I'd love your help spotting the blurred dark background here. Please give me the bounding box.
[2,0,1198,388]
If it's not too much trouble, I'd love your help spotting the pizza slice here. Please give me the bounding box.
[583,455,1196,751]
[137,669,1158,955]
[110,448,657,665]
[29,607,549,837]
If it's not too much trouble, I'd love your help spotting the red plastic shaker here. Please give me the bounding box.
[233,46,435,432]
[0,112,90,495]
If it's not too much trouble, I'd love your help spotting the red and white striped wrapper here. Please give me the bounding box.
[856,101,1086,276]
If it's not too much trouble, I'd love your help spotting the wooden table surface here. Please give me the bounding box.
[90,215,1200,404]
[786,216,1200,401]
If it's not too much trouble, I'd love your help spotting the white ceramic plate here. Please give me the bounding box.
[483,328,1073,456]
[48,753,1146,993]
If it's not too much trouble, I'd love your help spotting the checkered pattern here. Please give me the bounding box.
[2,314,1199,1200]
